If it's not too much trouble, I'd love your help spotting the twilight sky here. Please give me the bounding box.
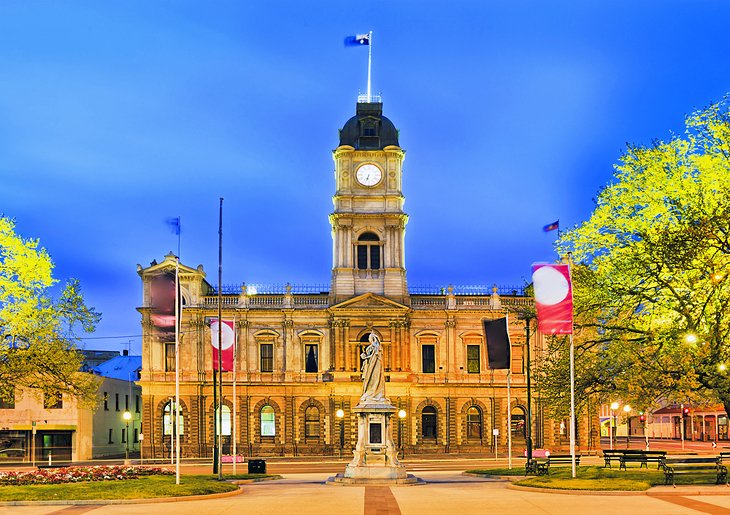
[2,1,729,355]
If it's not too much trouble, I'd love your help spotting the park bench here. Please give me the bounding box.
[618,449,647,470]
[535,454,580,476]
[643,450,667,469]
[662,457,727,487]
[718,452,730,464]
[602,449,624,468]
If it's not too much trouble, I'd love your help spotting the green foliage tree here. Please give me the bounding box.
[0,216,101,407]
[541,98,730,420]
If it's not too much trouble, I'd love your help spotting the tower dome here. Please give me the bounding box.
[338,102,399,149]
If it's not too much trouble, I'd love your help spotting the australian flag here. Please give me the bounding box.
[345,33,370,46]
[543,220,559,232]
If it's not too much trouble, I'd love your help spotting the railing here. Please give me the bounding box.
[409,284,526,296]
[202,296,239,306]
[293,295,330,307]
[411,297,446,308]
[211,283,329,295]
[249,295,284,307]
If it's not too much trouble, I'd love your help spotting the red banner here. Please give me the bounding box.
[210,319,235,371]
[531,263,573,334]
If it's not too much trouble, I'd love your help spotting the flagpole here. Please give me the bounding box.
[507,370,512,469]
[367,30,372,102]
[232,316,237,475]
[217,197,224,481]
[568,259,576,478]
[174,257,180,485]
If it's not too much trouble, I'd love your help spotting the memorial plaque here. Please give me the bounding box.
[369,422,382,444]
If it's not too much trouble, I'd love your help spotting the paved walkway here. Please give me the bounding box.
[3,471,730,515]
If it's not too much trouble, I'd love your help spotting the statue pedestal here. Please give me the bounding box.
[329,402,420,485]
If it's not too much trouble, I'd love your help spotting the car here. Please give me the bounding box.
[0,448,26,459]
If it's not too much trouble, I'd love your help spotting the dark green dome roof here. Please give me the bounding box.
[338,102,399,150]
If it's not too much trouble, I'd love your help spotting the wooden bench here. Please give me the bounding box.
[643,450,667,469]
[619,450,647,470]
[535,454,580,475]
[718,452,730,464]
[662,457,727,487]
[602,449,624,468]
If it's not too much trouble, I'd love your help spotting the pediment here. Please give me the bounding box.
[330,292,409,312]
[137,252,205,279]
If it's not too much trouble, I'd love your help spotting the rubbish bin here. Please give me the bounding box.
[247,459,266,474]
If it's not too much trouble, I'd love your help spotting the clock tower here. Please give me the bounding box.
[330,101,408,303]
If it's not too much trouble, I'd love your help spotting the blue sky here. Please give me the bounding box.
[2,1,729,355]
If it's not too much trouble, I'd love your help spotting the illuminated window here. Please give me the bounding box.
[261,405,275,436]
[163,401,184,435]
[467,345,480,373]
[215,405,231,436]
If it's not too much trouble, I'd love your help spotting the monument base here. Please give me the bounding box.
[326,473,423,486]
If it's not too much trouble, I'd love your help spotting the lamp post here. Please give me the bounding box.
[123,411,132,465]
[398,409,407,458]
[623,405,631,448]
[609,402,619,450]
[336,409,344,459]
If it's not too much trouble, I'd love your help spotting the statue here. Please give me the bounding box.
[359,331,386,405]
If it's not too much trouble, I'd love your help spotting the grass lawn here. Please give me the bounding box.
[0,473,277,502]
[466,465,725,491]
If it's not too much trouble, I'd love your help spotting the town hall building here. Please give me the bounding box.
[137,99,587,459]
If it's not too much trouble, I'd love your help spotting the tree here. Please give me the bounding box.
[541,98,730,418]
[0,216,101,407]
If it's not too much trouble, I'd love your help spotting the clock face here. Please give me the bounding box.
[355,164,383,187]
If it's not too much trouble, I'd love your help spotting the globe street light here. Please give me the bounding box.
[609,402,619,450]
[123,411,132,465]
[336,409,344,459]
[398,409,407,458]
[623,405,632,448]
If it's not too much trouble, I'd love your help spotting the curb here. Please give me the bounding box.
[0,484,244,506]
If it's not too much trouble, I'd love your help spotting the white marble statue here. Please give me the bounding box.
[359,331,386,404]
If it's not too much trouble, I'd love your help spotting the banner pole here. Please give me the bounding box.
[232,316,237,475]
[507,370,512,469]
[217,197,224,481]
[174,257,180,485]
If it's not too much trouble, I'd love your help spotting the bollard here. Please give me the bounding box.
[48,453,52,466]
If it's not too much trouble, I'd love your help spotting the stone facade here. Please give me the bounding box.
[137,101,592,459]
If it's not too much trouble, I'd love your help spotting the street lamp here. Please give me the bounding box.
[398,409,407,458]
[336,409,344,459]
[123,411,132,465]
[609,402,619,450]
[623,405,631,448]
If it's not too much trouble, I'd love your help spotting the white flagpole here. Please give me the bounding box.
[507,370,512,469]
[174,257,180,485]
[367,31,372,102]
[232,317,237,475]
[568,260,576,478]
[570,334,576,478]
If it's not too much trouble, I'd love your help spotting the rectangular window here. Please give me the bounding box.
[304,344,318,373]
[422,344,435,374]
[44,393,63,410]
[261,409,275,436]
[370,246,380,269]
[103,392,109,411]
[0,391,15,409]
[357,245,368,269]
[108,428,114,444]
[260,343,274,373]
[125,394,129,411]
[134,428,139,443]
[115,393,120,411]
[165,343,176,371]
[121,428,126,444]
[467,345,480,374]
[135,395,140,413]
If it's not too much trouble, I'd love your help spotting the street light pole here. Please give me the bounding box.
[123,411,132,465]
[610,402,619,450]
[623,405,631,449]
[336,409,344,459]
[524,317,534,461]
[398,409,407,459]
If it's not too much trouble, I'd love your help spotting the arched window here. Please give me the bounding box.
[304,406,320,441]
[358,333,370,371]
[163,401,184,435]
[215,405,231,436]
[466,406,482,440]
[422,406,437,440]
[261,405,275,437]
[511,407,526,439]
[357,232,380,270]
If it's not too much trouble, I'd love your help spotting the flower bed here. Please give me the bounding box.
[0,465,173,486]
